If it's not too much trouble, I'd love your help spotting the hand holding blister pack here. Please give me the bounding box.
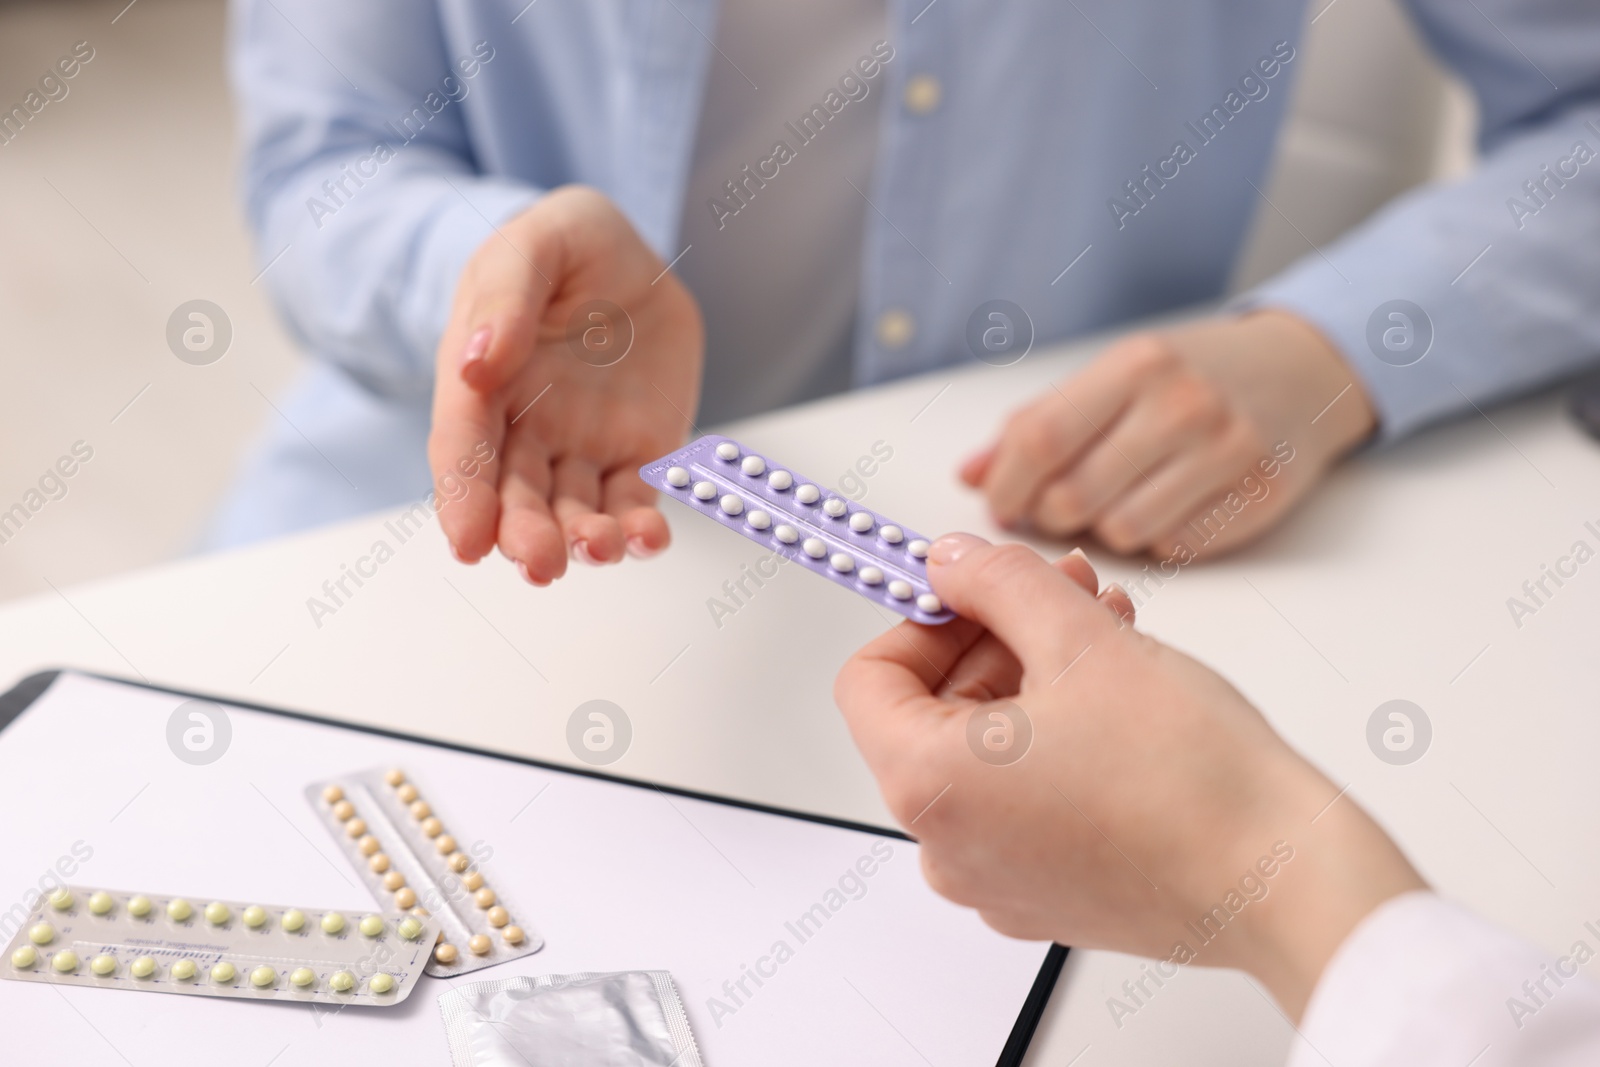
[641,435,955,623]
[438,972,704,1067]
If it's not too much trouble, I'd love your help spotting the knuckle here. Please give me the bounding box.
[1114,333,1181,379]
[1038,481,1089,530]
[1164,377,1226,432]
[1094,514,1147,555]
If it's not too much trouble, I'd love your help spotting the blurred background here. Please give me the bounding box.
[0,0,1473,603]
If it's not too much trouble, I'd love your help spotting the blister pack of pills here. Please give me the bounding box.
[641,435,955,624]
[1,885,437,1006]
[307,768,542,977]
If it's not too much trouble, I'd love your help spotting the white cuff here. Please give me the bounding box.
[1290,890,1600,1067]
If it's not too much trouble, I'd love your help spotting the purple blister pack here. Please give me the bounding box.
[641,435,956,624]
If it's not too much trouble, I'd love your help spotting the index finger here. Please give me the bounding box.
[981,339,1163,524]
[833,618,985,773]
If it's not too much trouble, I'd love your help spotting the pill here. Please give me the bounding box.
[802,538,827,559]
[421,817,443,837]
[321,912,345,935]
[394,887,417,909]
[88,891,113,915]
[359,915,384,938]
[211,962,236,984]
[461,870,485,891]
[321,784,344,804]
[767,470,793,491]
[127,895,152,917]
[848,512,874,533]
[434,943,459,965]
[91,954,117,976]
[436,834,458,854]
[172,960,197,981]
[205,902,231,925]
[383,769,405,787]
[167,898,193,922]
[740,455,766,477]
[345,818,367,838]
[908,539,930,559]
[888,580,913,600]
[775,524,799,544]
[290,967,315,988]
[11,946,37,969]
[823,498,847,518]
[397,917,424,941]
[665,466,690,488]
[251,965,276,988]
[409,800,431,820]
[468,934,492,955]
[368,972,396,995]
[715,442,740,461]
[396,783,419,803]
[382,870,405,891]
[692,480,716,501]
[502,925,526,945]
[447,852,470,873]
[357,834,380,857]
[48,888,73,910]
[369,853,391,874]
[281,909,305,932]
[28,923,53,945]
[831,553,857,573]
[746,509,772,530]
[795,484,820,504]
[52,951,79,973]
[243,905,267,928]
[719,494,744,516]
[859,566,884,585]
[474,887,496,909]
[486,906,510,928]
[879,524,904,544]
[410,906,430,918]
[329,970,355,993]
[130,956,156,979]
[917,594,943,615]
[331,800,355,821]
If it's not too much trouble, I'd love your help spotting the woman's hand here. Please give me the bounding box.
[833,534,1424,1017]
[429,186,703,583]
[962,310,1376,558]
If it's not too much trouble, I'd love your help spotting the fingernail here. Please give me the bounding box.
[450,545,479,565]
[459,326,491,374]
[515,560,549,587]
[571,541,602,566]
[626,536,659,560]
[1066,547,1089,564]
[928,533,987,565]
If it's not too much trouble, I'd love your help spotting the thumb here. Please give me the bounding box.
[452,229,563,394]
[926,534,1115,672]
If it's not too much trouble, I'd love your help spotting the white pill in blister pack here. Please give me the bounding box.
[641,435,955,623]
[308,768,542,978]
[0,885,437,1006]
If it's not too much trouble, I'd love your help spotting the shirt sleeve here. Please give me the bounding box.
[1291,891,1600,1067]
[1246,0,1600,443]
[228,0,542,398]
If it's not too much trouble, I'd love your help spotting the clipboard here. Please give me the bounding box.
[0,670,1065,1066]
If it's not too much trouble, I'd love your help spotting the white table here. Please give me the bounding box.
[3,333,1597,1065]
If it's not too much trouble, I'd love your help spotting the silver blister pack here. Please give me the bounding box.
[307,766,543,977]
[1,885,438,1006]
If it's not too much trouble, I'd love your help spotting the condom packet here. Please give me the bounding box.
[438,971,705,1067]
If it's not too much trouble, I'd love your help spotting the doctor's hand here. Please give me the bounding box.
[430,185,703,583]
[833,534,1424,1019]
[961,310,1376,559]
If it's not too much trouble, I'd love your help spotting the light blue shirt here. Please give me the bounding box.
[209,0,1600,547]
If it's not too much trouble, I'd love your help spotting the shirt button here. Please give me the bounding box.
[903,75,942,115]
[876,309,915,350]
